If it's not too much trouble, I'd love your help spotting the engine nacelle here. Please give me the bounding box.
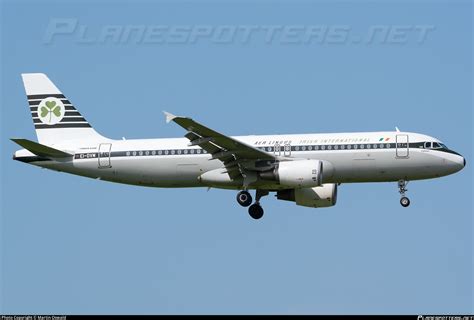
[260,160,323,188]
[276,184,338,208]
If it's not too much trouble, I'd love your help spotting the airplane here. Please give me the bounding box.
[12,73,466,219]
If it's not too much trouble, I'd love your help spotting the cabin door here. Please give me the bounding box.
[396,135,409,158]
[98,143,112,168]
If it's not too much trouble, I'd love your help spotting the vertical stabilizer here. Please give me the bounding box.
[21,73,108,145]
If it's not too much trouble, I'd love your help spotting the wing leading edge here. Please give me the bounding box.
[163,111,276,180]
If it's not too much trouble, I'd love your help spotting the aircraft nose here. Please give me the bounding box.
[445,152,465,174]
[453,154,465,172]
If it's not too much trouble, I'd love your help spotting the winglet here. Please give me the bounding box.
[163,111,177,124]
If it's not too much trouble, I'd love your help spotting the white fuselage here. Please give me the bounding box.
[15,131,465,190]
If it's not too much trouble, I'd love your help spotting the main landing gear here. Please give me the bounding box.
[236,190,269,219]
[398,180,411,207]
[236,190,252,207]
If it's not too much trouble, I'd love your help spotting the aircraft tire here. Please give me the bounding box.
[237,191,252,207]
[248,204,264,220]
[400,197,410,207]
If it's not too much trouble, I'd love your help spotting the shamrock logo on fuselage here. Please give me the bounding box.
[40,100,62,123]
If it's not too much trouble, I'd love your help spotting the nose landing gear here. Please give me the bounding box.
[400,196,410,207]
[398,180,410,207]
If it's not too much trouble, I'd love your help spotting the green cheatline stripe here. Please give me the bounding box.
[379,138,384,141]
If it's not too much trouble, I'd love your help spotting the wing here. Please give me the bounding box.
[164,111,276,180]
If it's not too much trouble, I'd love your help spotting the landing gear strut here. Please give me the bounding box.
[398,180,410,207]
[247,190,269,220]
[236,190,252,207]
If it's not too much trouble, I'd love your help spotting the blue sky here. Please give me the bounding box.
[1,0,472,315]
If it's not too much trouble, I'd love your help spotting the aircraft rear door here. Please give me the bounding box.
[98,143,112,168]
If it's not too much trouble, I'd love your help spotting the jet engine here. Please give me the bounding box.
[260,160,323,188]
[276,183,338,208]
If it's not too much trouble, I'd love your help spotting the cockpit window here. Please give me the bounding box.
[424,141,448,150]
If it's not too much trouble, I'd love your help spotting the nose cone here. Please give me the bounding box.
[439,149,465,176]
[450,154,465,173]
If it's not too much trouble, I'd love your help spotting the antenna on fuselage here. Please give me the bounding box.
[395,127,400,132]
